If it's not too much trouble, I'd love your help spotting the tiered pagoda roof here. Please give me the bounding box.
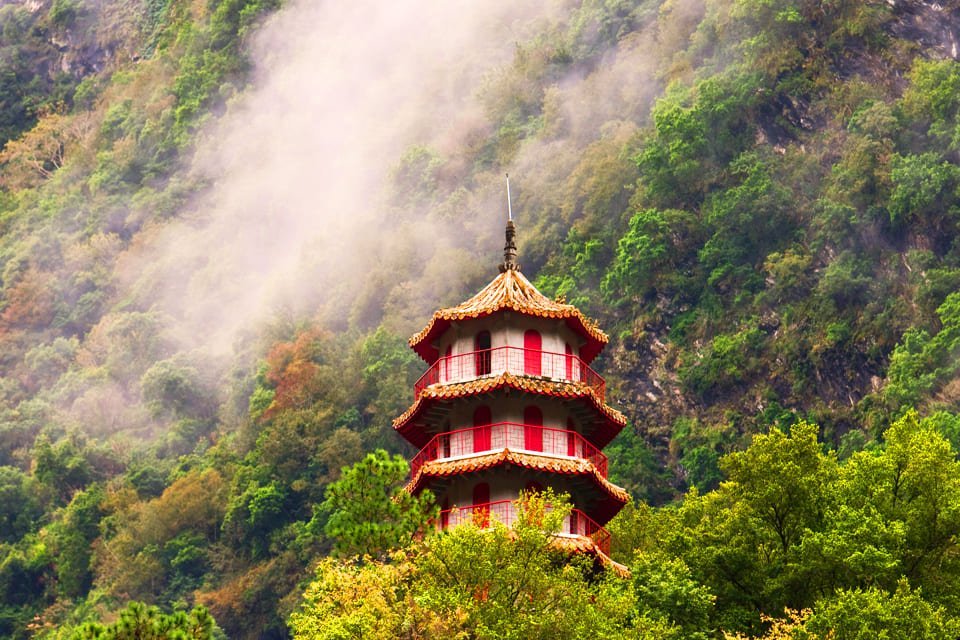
[393,371,626,448]
[399,214,630,576]
[409,268,608,364]
[406,449,629,523]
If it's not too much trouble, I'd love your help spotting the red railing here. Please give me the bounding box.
[414,346,605,401]
[437,499,611,555]
[410,422,608,477]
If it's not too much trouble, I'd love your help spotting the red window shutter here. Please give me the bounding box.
[473,406,492,452]
[523,330,541,375]
[524,406,543,452]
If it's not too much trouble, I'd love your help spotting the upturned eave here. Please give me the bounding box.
[393,372,627,449]
[409,269,607,364]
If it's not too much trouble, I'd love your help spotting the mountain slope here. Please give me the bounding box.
[2,0,960,637]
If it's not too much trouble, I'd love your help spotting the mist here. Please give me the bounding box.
[111,1,539,353]
[105,0,686,397]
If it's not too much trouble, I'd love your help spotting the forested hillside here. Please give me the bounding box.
[3,0,960,637]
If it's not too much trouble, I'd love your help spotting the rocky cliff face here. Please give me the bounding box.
[0,0,145,145]
[891,0,960,60]
[602,0,960,494]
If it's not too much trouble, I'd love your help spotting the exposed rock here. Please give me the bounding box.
[890,0,960,60]
[610,323,691,450]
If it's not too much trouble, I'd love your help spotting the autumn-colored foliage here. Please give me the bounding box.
[95,468,226,601]
[6,0,960,637]
[0,268,57,333]
[261,328,327,419]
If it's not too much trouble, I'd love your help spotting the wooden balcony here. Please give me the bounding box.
[410,422,608,478]
[414,346,606,401]
[437,499,611,555]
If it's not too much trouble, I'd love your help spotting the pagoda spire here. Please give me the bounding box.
[500,174,519,272]
[500,220,519,272]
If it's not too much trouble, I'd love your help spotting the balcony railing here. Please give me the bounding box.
[410,422,608,478]
[414,346,605,401]
[437,499,611,555]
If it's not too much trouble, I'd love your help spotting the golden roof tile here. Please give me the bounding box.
[547,538,631,577]
[409,269,608,363]
[393,372,626,443]
[406,449,630,505]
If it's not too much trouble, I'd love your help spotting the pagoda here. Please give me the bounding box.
[395,217,629,569]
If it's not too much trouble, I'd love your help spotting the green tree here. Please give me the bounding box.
[222,478,288,559]
[140,358,216,421]
[637,72,761,209]
[885,292,960,408]
[95,469,226,603]
[320,450,435,558]
[70,601,221,639]
[835,411,960,602]
[900,58,960,151]
[631,551,714,638]
[698,152,792,294]
[291,492,671,639]
[888,152,960,225]
[49,484,104,598]
[718,422,836,597]
[605,426,674,504]
[288,552,415,640]
[410,492,641,639]
[603,208,702,304]
[356,327,421,447]
[678,326,764,398]
[647,421,837,631]
[0,466,42,543]
[806,580,960,640]
[33,434,95,503]
[0,537,51,634]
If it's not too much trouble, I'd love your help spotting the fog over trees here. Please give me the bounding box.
[3,0,960,637]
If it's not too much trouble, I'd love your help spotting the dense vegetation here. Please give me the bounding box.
[3,0,960,636]
[295,416,960,638]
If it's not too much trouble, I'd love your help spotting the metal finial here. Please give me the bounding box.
[500,174,519,272]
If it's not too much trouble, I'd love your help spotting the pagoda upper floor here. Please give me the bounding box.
[395,262,626,451]
[409,267,608,364]
[412,334,607,402]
